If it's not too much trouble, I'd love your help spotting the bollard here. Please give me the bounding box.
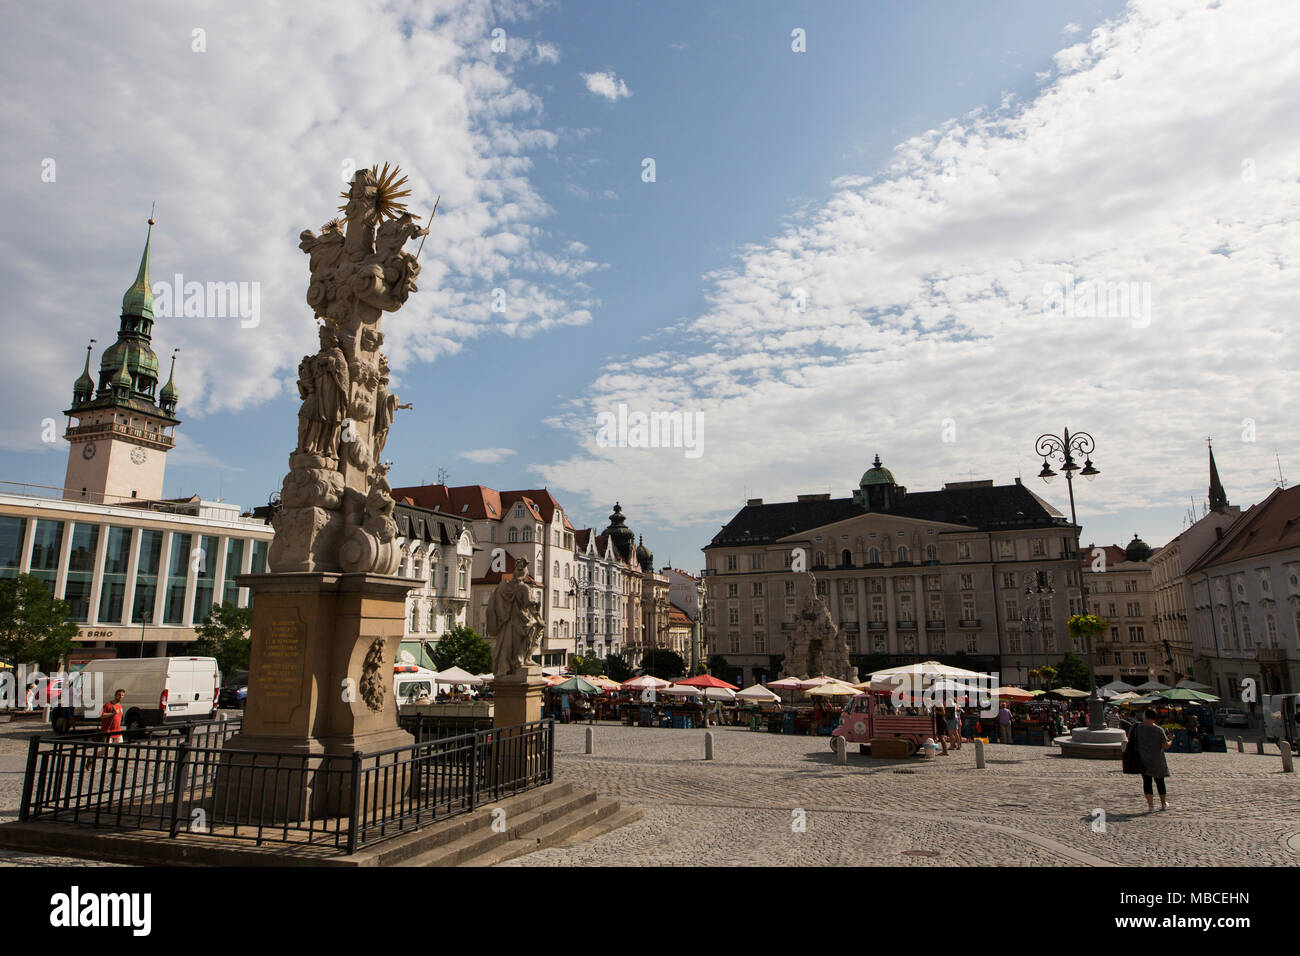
[975,738,986,769]
[1256,740,1265,755]
[1282,741,1294,774]
[834,735,847,766]
[219,711,228,723]
[704,731,714,761]
[585,726,594,755]
[1236,737,1244,753]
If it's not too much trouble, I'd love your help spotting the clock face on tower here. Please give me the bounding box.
[82,442,97,460]
[130,446,148,465]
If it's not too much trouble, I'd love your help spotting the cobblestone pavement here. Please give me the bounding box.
[504,724,1300,867]
[0,719,1293,867]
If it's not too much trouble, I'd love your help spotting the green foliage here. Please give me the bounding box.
[707,654,741,686]
[604,654,632,683]
[1055,651,1090,691]
[0,574,80,669]
[569,652,605,676]
[640,648,685,680]
[193,602,252,675]
[430,625,493,674]
[1030,665,1058,690]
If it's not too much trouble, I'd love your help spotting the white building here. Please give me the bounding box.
[573,529,624,660]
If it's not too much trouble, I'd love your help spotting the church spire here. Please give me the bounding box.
[160,348,179,414]
[72,338,96,406]
[121,209,156,320]
[1208,439,1229,513]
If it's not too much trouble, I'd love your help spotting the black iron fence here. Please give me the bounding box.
[20,718,555,854]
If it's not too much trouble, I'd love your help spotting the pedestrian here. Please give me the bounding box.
[947,706,962,750]
[931,705,948,755]
[100,688,125,743]
[1129,708,1172,812]
[997,702,1012,744]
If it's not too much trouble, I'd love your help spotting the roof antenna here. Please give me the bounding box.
[1275,451,1287,490]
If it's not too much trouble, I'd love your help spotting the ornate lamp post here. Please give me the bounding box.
[1035,427,1104,729]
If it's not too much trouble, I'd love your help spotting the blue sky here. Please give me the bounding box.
[2,0,1296,570]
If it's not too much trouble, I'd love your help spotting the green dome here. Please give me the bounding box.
[111,361,133,389]
[635,535,654,571]
[1125,533,1152,563]
[860,454,896,486]
[99,340,159,390]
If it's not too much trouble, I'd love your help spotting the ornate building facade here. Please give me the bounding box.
[701,456,1082,688]
[572,528,624,660]
[1082,536,1167,685]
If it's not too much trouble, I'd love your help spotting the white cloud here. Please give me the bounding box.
[0,0,593,449]
[581,70,632,101]
[460,447,516,464]
[539,0,1300,552]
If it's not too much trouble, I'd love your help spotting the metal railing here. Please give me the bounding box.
[19,718,554,854]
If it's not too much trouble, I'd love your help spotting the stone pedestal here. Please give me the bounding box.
[217,571,416,819]
[491,665,546,729]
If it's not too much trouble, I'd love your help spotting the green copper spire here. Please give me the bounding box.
[72,339,96,404]
[121,211,156,320]
[160,348,179,412]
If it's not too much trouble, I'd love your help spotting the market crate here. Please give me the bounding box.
[869,736,912,759]
[1203,734,1227,753]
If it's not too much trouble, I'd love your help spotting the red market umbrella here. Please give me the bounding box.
[673,674,739,691]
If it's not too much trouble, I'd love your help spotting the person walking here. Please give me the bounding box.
[997,703,1013,745]
[100,688,126,743]
[931,705,949,756]
[947,706,963,750]
[1130,708,1172,812]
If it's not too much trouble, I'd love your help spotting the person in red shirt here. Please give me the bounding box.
[100,689,126,743]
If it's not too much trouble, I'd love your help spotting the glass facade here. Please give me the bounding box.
[222,537,244,606]
[0,516,25,578]
[63,523,100,623]
[191,534,219,625]
[164,533,192,625]
[250,539,268,575]
[132,529,163,624]
[29,519,64,591]
[98,526,132,624]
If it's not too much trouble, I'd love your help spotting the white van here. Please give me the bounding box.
[394,665,440,706]
[68,657,221,730]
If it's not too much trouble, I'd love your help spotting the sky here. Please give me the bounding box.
[1,0,1297,571]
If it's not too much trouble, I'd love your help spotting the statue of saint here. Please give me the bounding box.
[485,556,545,677]
[311,329,350,459]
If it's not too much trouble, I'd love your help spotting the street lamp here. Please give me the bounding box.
[1035,427,1104,729]
[138,608,151,658]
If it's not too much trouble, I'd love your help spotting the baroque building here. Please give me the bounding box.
[1082,535,1167,685]
[701,455,1082,688]
[572,527,624,660]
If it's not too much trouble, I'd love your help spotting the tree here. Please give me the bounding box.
[640,648,685,680]
[0,574,80,669]
[570,652,604,676]
[1030,665,1058,691]
[604,654,632,683]
[430,625,492,674]
[193,602,252,675]
[707,654,741,686]
[1055,651,1090,691]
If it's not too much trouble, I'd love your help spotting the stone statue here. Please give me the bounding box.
[270,163,431,575]
[485,556,545,677]
[359,637,386,712]
[780,572,859,683]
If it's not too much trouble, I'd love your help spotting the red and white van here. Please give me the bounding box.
[831,693,940,755]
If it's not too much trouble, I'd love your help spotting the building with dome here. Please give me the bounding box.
[1080,535,1167,686]
[0,217,273,662]
[702,454,1085,688]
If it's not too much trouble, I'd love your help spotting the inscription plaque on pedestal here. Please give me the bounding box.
[255,617,307,724]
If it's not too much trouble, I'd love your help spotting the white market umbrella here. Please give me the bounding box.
[1135,680,1170,692]
[703,687,737,701]
[621,675,671,690]
[867,660,985,682]
[736,683,782,703]
[767,677,805,690]
[437,666,484,686]
[1099,681,1138,697]
[661,684,704,698]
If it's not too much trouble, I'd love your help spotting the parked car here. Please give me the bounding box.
[1217,707,1249,728]
[218,670,249,709]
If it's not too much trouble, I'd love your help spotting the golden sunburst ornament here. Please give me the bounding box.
[337,162,412,222]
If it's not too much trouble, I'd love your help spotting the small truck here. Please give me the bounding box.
[830,692,942,755]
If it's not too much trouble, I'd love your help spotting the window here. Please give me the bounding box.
[751,554,763,570]
[998,540,1014,559]
[1128,627,1141,643]
[508,527,518,543]
[0,516,25,579]
[870,596,886,621]
[1133,651,1147,666]
[191,534,219,625]
[961,596,976,620]
[727,555,737,570]
[1032,539,1046,557]
[931,633,946,653]
[965,634,978,653]
[960,574,974,591]
[63,523,100,624]
[1125,579,1138,592]
[926,544,937,562]
[752,582,764,597]
[729,632,741,654]
[1126,602,1140,616]
[222,538,245,606]
[1240,616,1252,645]
[957,543,971,560]
[785,580,795,596]
[163,533,192,625]
[897,547,908,564]
[898,594,914,621]
[426,604,435,630]
[815,551,825,567]
[1005,599,1020,620]
[754,633,766,653]
[727,583,738,598]
[29,519,63,591]
[458,565,467,590]
[842,549,853,566]
[1266,614,1278,647]
[753,608,764,626]
[132,530,164,623]
[728,607,739,626]
[1001,573,1016,589]
[98,527,132,623]
[1008,629,1022,653]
